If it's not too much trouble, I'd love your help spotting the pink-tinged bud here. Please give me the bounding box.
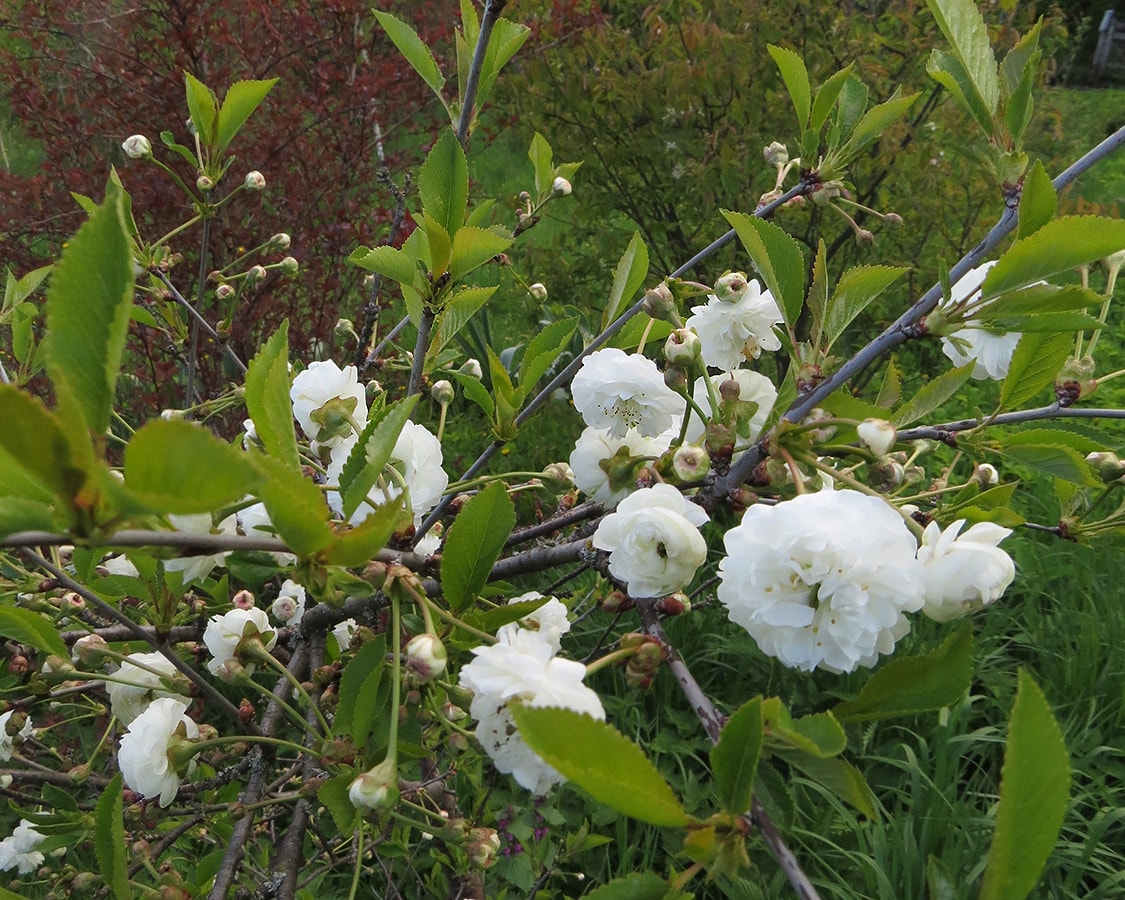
[869,458,905,492]
[430,380,455,405]
[404,634,447,681]
[269,232,291,251]
[974,463,999,487]
[71,634,109,665]
[763,141,789,166]
[601,590,633,614]
[466,827,501,868]
[884,212,904,226]
[857,418,896,456]
[672,444,710,482]
[246,265,267,286]
[348,757,399,811]
[196,175,214,192]
[713,271,748,302]
[232,590,255,610]
[528,282,548,301]
[663,365,688,393]
[655,592,691,616]
[244,171,266,191]
[663,328,700,365]
[60,591,85,614]
[641,282,678,324]
[215,283,235,301]
[552,176,572,195]
[122,135,152,159]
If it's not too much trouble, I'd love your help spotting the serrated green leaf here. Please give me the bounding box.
[1004,49,1038,144]
[833,75,868,140]
[835,88,919,165]
[768,45,811,131]
[875,357,902,408]
[811,66,853,133]
[334,636,387,746]
[983,217,1125,299]
[418,129,468,237]
[184,72,218,146]
[512,706,689,827]
[602,232,649,330]
[0,385,83,503]
[475,17,531,114]
[582,873,672,900]
[974,284,1094,322]
[807,240,829,348]
[519,318,576,396]
[834,625,973,723]
[980,670,1070,900]
[1000,331,1072,408]
[44,191,135,439]
[1016,160,1057,240]
[0,498,55,539]
[1002,443,1099,486]
[926,49,997,136]
[711,697,763,815]
[453,371,494,419]
[529,131,554,199]
[348,245,419,285]
[893,362,974,426]
[251,453,334,557]
[429,286,496,364]
[783,751,876,817]
[1003,428,1105,453]
[441,481,514,612]
[0,605,68,658]
[722,211,805,327]
[95,774,131,900]
[926,0,999,118]
[124,420,261,514]
[421,213,452,279]
[339,395,419,519]
[244,322,298,470]
[214,78,277,153]
[449,225,511,281]
[319,774,359,834]
[983,312,1100,333]
[761,699,847,758]
[324,499,406,567]
[374,11,446,103]
[824,265,908,350]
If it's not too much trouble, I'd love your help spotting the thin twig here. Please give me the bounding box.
[356,170,411,374]
[636,601,821,900]
[898,403,1125,442]
[456,0,509,146]
[185,217,213,404]
[156,271,247,374]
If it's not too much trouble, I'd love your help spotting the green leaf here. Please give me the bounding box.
[334,636,387,747]
[875,357,902,409]
[318,774,359,834]
[429,286,497,364]
[755,763,795,831]
[1000,331,1072,409]
[441,481,515,612]
[602,232,649,330]
[374,11,446,103]
[768,45,811,131]
[1001,442,1099,486]
[449,225,512,281]
[420,213,452,279]
[761,699,847,757]
[418,129,469,237]
[823,265,908,350]
[44,191,135,439]
[1017,160,1056,240]
[834,625,973,723]
[582,873,672,900]
[980,670,1070,900]
[453,371,494,419]
[711,697,763,815]
[835,88,919,164]
[512,706,690,827]
[0,385,84,503]
[974,284,1095,321]
[1003,427,1105,454]
[722,211,805,327]
[811,66,854,133]
[324,499,406,567]
[0,498,55,538]
[475,17,531,113]
[519,318,577,396]
[925,0,999,119]
[348,245,419,285]
[0,604,68,658]
[893,362,975,426]
[243,322,298,470]
[806,240,829,348]
[926,49,997,136]
[529,132,554,198]
[980,312,1100,333]
[214,78,277,153]
[124,420,261,514]
[184,72,218,146]
[339,395,419,519]
[1004,49,1038,145]
[982,217,1125,299]
[782,752,876,818]
[251,453,334,557]
[1001,21,1043,95]
[95,774,131,900]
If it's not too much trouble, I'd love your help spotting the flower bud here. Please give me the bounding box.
[552,176,572,195]
[459,358,483,379]
[430,379,455,405]
[466,828,501,868]
[269,232,292,251]
[663,328,700,365]
[528,282,548,301]
[348,757,399,811]
[713,271,749,302]
[641,282,678,324]
[1086,451,1125,483]
[974,463,999,487]
[246,265,267,285]
[857,418,896,456]
[869,458,905,492]
[542,461,574,488]
[215,283,235,301]
[855,228,875,246]
[122,135,152,159]
[278,256,299,276]
[800,408,836,443]
[672,444,710,482]
[160,409,184,421]
[884,212,904,226]
[600,590,633,614]
[663,366,688,393]
[763,141,789,167]
[655,592,691,616]
[196,175,213,192]
[404,633,447,681]
[244,171,266,191]
[71,634,109,665]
